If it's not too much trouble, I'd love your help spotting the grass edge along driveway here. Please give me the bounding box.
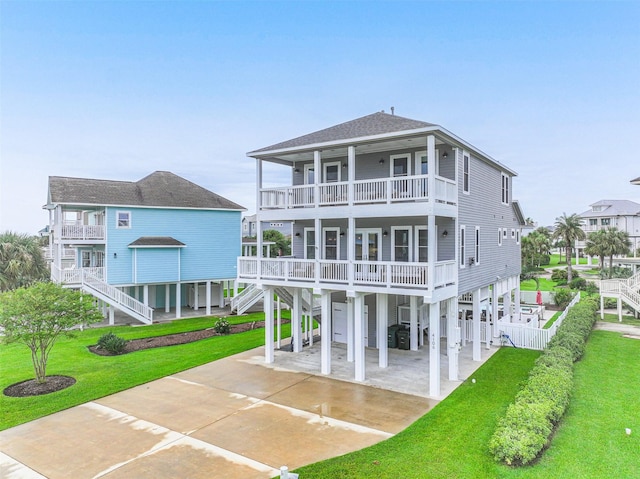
[0,314,290,431]
[296,330,640,479]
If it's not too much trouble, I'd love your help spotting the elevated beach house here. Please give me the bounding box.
[238,112,524,397]
[45,171,244,324]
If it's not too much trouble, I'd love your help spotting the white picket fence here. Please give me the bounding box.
[497,292,581,350]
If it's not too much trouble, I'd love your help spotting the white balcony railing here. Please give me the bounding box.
[59,224,105,241]
[51,265,105,285]
[238,257,456,291]
[260,174,457,210]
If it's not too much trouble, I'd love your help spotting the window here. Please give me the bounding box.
[116,211,131,228]
[391,154,410,177]
[601,218,611,226]
[516,230,520,245]
[498,228,502,246]
[589,219,597,226]
[459,225,466,268]
[323,228,339,260]
[392,227,411,262]
[304,164,315,185]
[304,228,315,259]
[511,229,516,238]
[323,161,341,183]
[475,227,480,265]
[415,150,439,176]
[503,229,508,239]
[463,153,470,193]
[243,222,248,231]
[82,251,91,268]
[270,222,283,227]
[415,226,428,262]
[501,173,510,204]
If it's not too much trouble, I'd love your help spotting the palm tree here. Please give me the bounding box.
[584,229,608,273]
[0,231,49,291]
[604,228,631,278]
[552,213,586,283]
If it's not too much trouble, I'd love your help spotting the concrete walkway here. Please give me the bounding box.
[0,346,437,479]
[594,320,640,338]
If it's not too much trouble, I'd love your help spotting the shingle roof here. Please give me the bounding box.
[579,199,640,217]
[128,236,185,247]
[48,171,244,210]
[249,112,436,154]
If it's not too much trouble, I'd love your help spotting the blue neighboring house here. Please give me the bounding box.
[45,171,245,324]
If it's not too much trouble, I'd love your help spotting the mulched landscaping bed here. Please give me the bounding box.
[4,376,76,397]
[88,320,287,356]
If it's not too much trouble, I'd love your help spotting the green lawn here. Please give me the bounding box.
[543,253,595,268]
[520,277,558,291]
[542,311,562,329]
[296,331,640,478]
[0,312,290,431]
[599,313,640,326]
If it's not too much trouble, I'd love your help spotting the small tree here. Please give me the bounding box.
[0,282,103,383]
[263,229,291,257]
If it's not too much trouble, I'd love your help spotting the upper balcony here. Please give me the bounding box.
[58,224,105,241]
[260,174,457,211]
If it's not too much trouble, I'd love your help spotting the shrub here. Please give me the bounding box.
[213,318,231,335]
[97,332,127,355]
[603,297,618,309]
[583,281,599,295]
[551,269,573,282]
[569,277,587,290]
[553,288,573,309]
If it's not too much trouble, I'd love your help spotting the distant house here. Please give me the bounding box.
[577,199,640,259]
[242,214,292,238]
[238,111,525,397]
[44,171,245,324]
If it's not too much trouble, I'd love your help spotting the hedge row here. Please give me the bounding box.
[489,298,598,466]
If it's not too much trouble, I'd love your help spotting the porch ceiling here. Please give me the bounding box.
[263,135,449,165]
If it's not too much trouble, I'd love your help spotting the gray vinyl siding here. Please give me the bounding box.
[457,152,521,295]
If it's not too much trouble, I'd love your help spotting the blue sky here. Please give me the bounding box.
[1,0,639,234]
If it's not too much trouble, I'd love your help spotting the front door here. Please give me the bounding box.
[355,229,381,261]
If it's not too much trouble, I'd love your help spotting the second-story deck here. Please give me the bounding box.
[238,256,456,296]
[260,174,457,210]
[58,224,105,241]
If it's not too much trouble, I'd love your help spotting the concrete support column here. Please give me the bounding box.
[321,290,332,375]
[472,289,481,361]
[143,285,149,308]
[292,289,303,352]
[193,282,199,310]
[206,281,212,315]
[276,296,282,349]
[108,305,115,325]
[447,298,459,381]
[264,287,274,364]
[618,297,623,322]
[165,284,170,313]
[429,301,441,397]
[175,283,181,319]
[377,293,388,368]
[347,297,355,362]
[410,295,419,351]
[354,293,366,382]
[600,294,605,320]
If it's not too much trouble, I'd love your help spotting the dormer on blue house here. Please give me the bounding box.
[44,171,245,324]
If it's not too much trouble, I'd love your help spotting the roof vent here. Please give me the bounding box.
[390,106,395,115]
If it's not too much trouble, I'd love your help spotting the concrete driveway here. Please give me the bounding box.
[0,346,436,479]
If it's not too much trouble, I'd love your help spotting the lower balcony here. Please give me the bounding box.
[51,265,105,286]
[238,257,456,293]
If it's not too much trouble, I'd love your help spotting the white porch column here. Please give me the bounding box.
[513,285,521,322]
[347,296,355,362]
[472,289,481,361]
[503,291,511,323]
[320,290,332,375]
[347,145,355,206]
[427,135,436,204]
[108,305,115,325]
[429,301,441,397]
[447,298,459,381]
[165,284,170,313]
[600,294,605,320]
[206,281,211,315]
[377,293,389,368]
[314,150,321,208]
[292,288,303,352]
[193,282,199,310]
[175,283,181,319]
[264,287,274,364]
[618,297,623,322]
[276,296,282,349]
[219,282,225,307]
[348,216,355,288]
[143,285,149,307]
[354,293,366,382]
[492,283,500,339]
[410,295,419,351]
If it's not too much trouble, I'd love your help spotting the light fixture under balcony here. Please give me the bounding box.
[383,231,388,237]
[379,158,385,164]
[443,152,449,159]
[442,230,448,237]
[295,232,301,237]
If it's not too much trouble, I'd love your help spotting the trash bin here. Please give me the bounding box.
[397,328,410,350]
[387,324,402,348]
